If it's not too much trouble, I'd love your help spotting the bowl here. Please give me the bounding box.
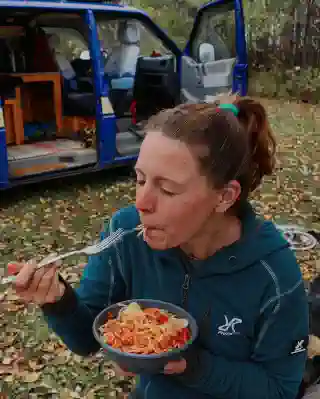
[92,299,198,374]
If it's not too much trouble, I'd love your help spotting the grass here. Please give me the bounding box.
[0,97,319,398]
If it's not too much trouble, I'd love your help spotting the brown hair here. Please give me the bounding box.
[145,94,276,204]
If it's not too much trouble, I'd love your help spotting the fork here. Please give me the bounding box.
[1,227,135,284]
[36,228,129,268]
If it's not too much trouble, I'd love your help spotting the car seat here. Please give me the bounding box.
[104,19,140,88]
[48,34,96,116]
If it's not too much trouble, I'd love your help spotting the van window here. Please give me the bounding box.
[95,17,173,77]
[42,27,89,62]
[97,18,172,56]
[191,5,236,62]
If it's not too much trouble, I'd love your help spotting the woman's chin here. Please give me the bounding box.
[143,229,170,250]
[146,240,167,250]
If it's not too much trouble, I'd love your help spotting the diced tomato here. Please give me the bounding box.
[158,314,169,324]
[171,328,190,347]
[144,308,160,316]
[181,328,190,342]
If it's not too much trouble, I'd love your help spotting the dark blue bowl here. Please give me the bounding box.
[92,299,198,374]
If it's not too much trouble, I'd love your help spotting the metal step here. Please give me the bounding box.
[7,139,97,177]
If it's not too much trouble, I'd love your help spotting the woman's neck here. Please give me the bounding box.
[180,214,242,260]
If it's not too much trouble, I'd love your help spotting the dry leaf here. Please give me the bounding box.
[4,375,14,383]
[28,360,45,371]
[23,371,41,383]
[60,389,81,399]
[0,365,14,375]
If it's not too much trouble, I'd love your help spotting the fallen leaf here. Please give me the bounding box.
[23,371,41,383]
[28,360,45,371]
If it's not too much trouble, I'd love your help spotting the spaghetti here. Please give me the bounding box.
[135,224,145,238]
[100,302,191,354]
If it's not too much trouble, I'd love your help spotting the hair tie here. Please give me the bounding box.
[217,103,239,117]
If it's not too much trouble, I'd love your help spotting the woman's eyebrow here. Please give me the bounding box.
[135,167,188,186]
[157,177,187,187]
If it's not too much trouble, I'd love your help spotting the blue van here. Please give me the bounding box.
[0,0,247,190]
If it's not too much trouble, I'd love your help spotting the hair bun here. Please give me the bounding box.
[236,98,276,192]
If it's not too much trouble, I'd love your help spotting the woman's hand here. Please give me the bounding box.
[163,358,187,375]
[113,358,187,378]
[112,363,136,377]
[8,261,65,306]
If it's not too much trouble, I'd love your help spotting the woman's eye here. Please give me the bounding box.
[136,179,145,186]
[160,188,177,197]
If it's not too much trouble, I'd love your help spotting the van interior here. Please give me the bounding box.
[1,7,235,179]
[1,9,180,178]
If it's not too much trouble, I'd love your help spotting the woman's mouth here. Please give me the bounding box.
[141,222,163,231]
[139,225,169,249]
[145,226,161,232]
[143,226,165,240]
[145,226,162,235]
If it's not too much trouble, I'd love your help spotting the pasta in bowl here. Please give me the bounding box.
[92,299,198,374]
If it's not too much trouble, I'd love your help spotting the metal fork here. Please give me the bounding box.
[36,228,129,268]
[1,227,135,284]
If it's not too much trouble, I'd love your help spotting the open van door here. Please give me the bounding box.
[180,0,247,103]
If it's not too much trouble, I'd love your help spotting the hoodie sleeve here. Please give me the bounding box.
[174,257,309,399]
[41,214,130,356]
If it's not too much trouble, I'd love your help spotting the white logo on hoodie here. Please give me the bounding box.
[218,315,243,336]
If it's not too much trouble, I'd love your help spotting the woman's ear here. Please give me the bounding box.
[215,180,242,213]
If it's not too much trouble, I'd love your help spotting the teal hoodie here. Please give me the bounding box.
[42,204,309,399]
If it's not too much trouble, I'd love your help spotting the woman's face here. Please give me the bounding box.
[135,131,223,250]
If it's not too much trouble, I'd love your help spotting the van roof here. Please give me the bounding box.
[0,1,144,15]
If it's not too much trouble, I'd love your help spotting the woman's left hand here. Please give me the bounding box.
[163,358,187,375]
[113,363,136,377]
[113,358,187,377]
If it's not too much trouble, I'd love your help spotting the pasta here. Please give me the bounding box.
[135,224,145,238]
[101,302,191,354]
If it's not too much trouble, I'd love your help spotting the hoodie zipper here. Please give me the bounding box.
[176,248,192,310]
[182,273,191,308]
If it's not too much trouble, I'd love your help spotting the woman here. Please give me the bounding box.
[13,95,309,399]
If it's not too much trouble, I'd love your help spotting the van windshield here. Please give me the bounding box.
[42,26,89,61]
[97,19,171,55]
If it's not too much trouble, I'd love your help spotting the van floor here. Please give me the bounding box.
[7,132,142,178]
[7,139,97,178]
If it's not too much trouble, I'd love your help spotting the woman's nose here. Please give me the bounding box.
[136,185,156,213]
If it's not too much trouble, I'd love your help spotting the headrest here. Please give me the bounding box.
[118,21,140,45]
[198,43,215,63]
[48,34,61,50]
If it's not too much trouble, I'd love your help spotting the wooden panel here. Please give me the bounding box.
[4,104,15,145]
[22,85,54,123]
[4,88,24,145]
[0,73,63,133]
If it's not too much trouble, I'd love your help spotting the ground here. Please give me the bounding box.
[0,98,319,398]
